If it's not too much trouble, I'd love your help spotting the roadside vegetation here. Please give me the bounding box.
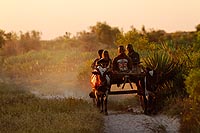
[0,22,200,132]
[0,82,103,132]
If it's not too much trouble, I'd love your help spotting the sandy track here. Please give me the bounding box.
[104,109,180,133]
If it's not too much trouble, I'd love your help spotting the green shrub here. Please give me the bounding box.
[163,97,200,132]
[143,51,180,89]
[143,51,182,111]
[180,99,200,133]
[185,69,200,102]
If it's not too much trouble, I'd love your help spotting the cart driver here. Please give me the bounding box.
[126,44,140,65]
[126,44,143,93]
[111,45,132,87]
[112,45,132,73]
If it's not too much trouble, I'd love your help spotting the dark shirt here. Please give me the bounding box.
[112,53,132,72]
[128,50,140,65]
[97,58,112,69]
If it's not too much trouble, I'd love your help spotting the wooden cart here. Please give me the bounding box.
[108,67,148,114]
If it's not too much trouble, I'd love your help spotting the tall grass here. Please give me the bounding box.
[0,82,103,132]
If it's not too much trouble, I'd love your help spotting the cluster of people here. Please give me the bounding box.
[91,44,140,75]
[89,44,140,98]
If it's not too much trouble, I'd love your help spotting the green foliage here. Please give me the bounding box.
[180,99,200,133]
[143,51,179,84]
[143,50,184,110]
[185,69,200,102]
[196,24,200,32]
[162,97,200,132]
[146,29,166,42]
[76,32,109,51]
[90,21,120,46]
[170,31,196,46]
[190,52,200,68]
[115,29,149,51]
[0,82,103,132]
[1,23,200,132]
[162,96,185,116]
[1,50,74,77]
[196,31,200,44]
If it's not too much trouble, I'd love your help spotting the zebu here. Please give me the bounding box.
[139,67,158,114]
[90,65,111,115]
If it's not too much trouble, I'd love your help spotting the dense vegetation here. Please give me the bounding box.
[0,22,200,132]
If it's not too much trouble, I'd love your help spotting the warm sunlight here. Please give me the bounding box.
[1,1,200,132]
[1,0,200,39]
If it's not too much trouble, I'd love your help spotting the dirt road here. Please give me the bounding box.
[104,109,180,133]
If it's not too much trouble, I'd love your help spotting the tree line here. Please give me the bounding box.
[1,22,200,54]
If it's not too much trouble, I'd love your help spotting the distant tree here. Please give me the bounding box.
[124,27,140,44]
[196,31,200,44]
[115,26,149,50]
[90,22,120,46]
[195,24,200,32]
[146,29,166,43]
[4,32,17,41]
[0,29,18,48]
[18,30,41,53]
[75,31,100,51]
[0,29,5,48]
[64,32,71,39]
[170,31,196,46]
[31,30,41,40]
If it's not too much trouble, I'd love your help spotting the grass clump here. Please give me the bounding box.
[0,83,103,133]
[162,97,200,133]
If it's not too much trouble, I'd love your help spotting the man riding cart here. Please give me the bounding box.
[111,45,144,93]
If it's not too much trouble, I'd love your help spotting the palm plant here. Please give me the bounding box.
[143,51,179,86]
[143,50,181,110]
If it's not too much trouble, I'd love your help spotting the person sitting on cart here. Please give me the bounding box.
[91,49,104,70]
[126,43,140,66]
[112,45,132,86]
[126,43,143,94]
[89,50,111,98]
[97,50,112,89]
[97,50,112,71]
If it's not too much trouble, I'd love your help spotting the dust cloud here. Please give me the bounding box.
[26,71,91,100]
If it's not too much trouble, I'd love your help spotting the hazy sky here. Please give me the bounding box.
[1,0,200,40]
